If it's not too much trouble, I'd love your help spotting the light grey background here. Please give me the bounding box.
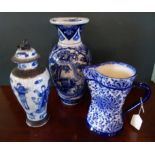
[0,12,155,85]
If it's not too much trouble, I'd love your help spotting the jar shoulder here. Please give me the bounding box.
[10,68,50,86]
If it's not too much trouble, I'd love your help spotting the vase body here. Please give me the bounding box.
[10,40,51,127]
[49,17,91,105]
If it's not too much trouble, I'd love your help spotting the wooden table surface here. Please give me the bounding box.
[0,83,155,142]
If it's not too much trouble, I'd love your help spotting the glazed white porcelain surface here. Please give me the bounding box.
[10,69,50,121]
[15,48,38,61]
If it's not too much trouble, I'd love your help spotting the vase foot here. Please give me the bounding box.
[57,90,84,106]
[61,98,81,106]
[26,114,50,127]
[62,101,79,106]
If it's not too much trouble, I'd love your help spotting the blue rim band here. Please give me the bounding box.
[86,120,123,137]
[86,79,133,91]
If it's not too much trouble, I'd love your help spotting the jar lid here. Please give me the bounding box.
[12,39,40,63]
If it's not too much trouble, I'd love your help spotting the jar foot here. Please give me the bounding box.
[26,114,50,127]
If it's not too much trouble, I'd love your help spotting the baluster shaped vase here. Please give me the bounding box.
[49,17,91,105]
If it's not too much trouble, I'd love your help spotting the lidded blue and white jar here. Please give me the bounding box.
[10,40,51,127]
[49,17,91,105]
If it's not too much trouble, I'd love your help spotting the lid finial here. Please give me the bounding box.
[17,39,31,50]
[12,39,40,63]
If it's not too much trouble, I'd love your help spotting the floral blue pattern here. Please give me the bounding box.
[94,95,120,111]
[49,44,90,104]
[83,61,137,136]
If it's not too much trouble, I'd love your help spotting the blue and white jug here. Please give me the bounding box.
[83,61,151,136]
[49,17,91,105]
[10,40,51,127]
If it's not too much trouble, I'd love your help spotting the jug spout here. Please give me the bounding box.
[83,65,104,88]
[83,65,105,100]
[83,66,97,81]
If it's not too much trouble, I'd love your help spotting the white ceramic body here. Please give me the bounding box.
[10,68,50,125]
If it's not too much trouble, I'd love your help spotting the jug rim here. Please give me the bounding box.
[84,61,137,80]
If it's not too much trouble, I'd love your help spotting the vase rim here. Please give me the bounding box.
[49,17,89,25]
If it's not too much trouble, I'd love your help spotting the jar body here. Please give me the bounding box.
[10,68,50,127]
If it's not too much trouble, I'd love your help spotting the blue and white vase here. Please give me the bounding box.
[49,17,91,105]
[10,40,51,127]
[83,61,151,136]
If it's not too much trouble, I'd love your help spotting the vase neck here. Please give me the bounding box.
[17,61,38,70]
[57,25,82,45]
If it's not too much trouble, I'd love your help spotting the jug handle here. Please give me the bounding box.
[124,81,151,113]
